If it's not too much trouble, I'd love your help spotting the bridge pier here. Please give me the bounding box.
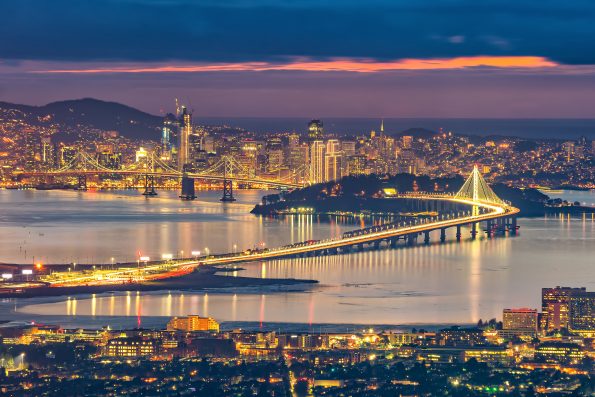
[406,234,416,246]
[440,228,446,243]
[76,175,87,191]
[424,231,430,244]
[486,220,494,238]
[220,179,236,202]
[180,175,196,200]
[456,225,462,241]
[142,174,157,196]
[470,222,478,239]
[509,216,518,236]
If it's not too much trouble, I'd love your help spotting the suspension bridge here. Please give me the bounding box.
[36,166,520,288]
[15,149,307,200]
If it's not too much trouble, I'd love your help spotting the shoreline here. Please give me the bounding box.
[0,265,318,299]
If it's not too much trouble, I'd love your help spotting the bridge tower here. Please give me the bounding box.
[220,157,236,202]
[142,153,158,196]
[142,174,157,196]
[76,175,87,191]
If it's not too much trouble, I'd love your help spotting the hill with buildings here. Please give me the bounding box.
[0,98,162,141]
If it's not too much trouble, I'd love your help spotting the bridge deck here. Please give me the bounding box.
[203,195,519,266]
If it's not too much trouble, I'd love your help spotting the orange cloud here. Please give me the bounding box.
[31,56,558,74]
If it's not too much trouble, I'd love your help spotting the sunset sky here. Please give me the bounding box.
[2,0,595,117]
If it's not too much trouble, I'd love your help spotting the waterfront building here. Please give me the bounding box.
[308,119,324,141]
[501,308,538,338]
[541,287,586,332]
[568,291,595,337]
[166,315,220,332]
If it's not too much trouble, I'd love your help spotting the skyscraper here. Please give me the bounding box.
[161,113,178,160]
[310,140,325,183]
[324,139,342,182]
[308,120,324,141]
[178,106,192,171]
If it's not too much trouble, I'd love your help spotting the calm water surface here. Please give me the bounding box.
[2,189,593,327]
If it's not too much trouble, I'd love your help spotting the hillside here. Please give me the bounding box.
[0,98,162,140]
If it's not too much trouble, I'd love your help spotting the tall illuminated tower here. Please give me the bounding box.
[310,140,325,183]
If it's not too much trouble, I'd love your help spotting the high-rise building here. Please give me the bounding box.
[267,149,284,172]
[289,143,309,172]
[501,308,538,338]
[346,155,367,176]
[324,139,342,182]
[310,140,325,183]
[541,287,586,331]
[288,133,300,149]
[177,106,192,171]
[401,135,413,149]
[162,113,178,160]
[568,291,595,337]
[308,120,324,141]
[341,141,356,157]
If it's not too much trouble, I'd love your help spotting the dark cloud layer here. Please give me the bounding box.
[2,0,595,64]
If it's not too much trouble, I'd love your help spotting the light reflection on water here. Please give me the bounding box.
[5,189,595,325]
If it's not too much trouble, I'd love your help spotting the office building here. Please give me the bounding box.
[167,315,220,332]
[105,337,157,357]
[310,140,325,183]
[568,291,595,336]
[324,139,342,182]
[178,106,192,171]
[501,308,538,338]
[541,287,586,331]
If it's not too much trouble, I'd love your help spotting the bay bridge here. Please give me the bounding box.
[37,166,520,288]
[15,149,305,201]
[201,166,519,266]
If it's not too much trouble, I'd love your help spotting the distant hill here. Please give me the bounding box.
[0,98,162,140]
